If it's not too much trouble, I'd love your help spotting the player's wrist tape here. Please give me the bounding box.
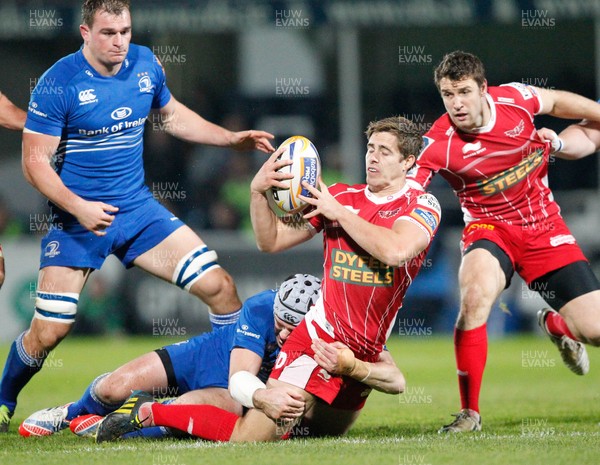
[551,136,564,153]
[229,370,266,409]
[360,365,372,383]
[350,360,371,384]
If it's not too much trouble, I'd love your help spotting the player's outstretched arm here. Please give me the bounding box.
[311,339,405,394]
[22,131,118,236]
[538,121,600,160]
[158,97,274,153]
[535,87,600,123]
[250,149,314,253]
[0,92,26,131]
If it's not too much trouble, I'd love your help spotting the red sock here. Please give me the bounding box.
[544,311,578,340]
[151,404,238,441]
[454,324,487,414]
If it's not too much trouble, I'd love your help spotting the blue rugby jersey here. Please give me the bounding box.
[25,44,171,208]
[229,289,279,384]
[168,289,280,388]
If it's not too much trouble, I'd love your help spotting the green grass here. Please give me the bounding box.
[1,335,599,465]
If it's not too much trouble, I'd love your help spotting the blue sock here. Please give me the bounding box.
[0,332,46,412]
[209,307,241,330]
[67,373,120,420]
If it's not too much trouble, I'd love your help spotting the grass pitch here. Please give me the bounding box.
[0,334,599,465]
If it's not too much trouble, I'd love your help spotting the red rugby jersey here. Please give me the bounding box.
[308,182,441,358]
[408,83,559,226]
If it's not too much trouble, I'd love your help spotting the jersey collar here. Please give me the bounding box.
[78,47,130,78]
[365,181,409,204]
[467,93,496,134]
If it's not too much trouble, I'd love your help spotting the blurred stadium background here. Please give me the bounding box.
[0,0,597,342]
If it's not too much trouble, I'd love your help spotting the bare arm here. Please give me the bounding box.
[301,180,430,267]
[158,97,274,153]
[0,93,26,131]
[250,148,315,252]
[311,339,405,394]
[557,121,600,160]
[22,131,118,236]
[535,87,600,122]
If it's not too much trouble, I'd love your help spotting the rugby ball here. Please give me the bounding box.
[267,136,321,215]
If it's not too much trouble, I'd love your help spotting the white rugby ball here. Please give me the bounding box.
[267,136,321,215]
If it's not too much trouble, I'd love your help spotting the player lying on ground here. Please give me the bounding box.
[96,115,440,442]
[19,274,320,437]
[406,50,600,433]
[96,335,403,441]
[0,0,275,432]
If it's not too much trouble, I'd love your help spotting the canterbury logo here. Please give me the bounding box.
[78,89,97,103]
[462,141,481,154]
[476,148,544,196]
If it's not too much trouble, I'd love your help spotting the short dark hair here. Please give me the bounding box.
[434,51,486,90]
[365,116,423,160]
[81,0,130,27]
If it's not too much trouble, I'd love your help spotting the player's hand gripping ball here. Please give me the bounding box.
[267,136,321,215]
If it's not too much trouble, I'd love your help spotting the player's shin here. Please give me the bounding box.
[454,324,488,413]
[151,403,238,441]
[0,332,46,414]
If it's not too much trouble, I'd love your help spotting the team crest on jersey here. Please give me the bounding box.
[111,107,133,120]
[505,119,524,138]
[476,148,544,196]
[378,208,400,219]
[138,73,153,93]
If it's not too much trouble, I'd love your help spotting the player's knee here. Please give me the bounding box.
[172,246,240,312]
[91,373,119,404]
[0,269,4,289]
[457,284,494,328]
[575,321,600,347]
[460,284,492,316]
[191,266,238,305]
[98,369,145,404]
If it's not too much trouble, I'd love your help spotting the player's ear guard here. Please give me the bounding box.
[273,273,321,326]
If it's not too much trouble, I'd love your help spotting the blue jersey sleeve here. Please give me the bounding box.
[231,290,277,358]
[26,64,72,137]
[150,54,171,109]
